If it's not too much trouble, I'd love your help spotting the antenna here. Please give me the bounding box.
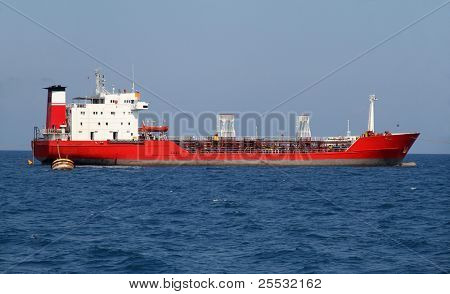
[346,120,351,137]
[131,64,135,93]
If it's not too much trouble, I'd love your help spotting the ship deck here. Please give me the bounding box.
[170,136,354,154]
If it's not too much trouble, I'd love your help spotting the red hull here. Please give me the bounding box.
[33,133,419,166]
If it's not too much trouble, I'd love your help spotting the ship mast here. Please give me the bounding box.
[346,120,351,137]
[368,94,377,132]
[95,69,109,95]
[131,64,135,93]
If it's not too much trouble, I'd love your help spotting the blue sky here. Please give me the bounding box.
[0,0,449,153]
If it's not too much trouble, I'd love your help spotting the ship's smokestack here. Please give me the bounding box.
[296,113,311,139]
[44,85,67,129]
[368,94,377,132]
[217,114,236,138]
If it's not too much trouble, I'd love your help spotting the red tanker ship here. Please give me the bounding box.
[32,71,419,166]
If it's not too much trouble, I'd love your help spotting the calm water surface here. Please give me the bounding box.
[0,151,449,273]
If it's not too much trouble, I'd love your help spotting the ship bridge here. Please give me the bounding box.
[38,70,149,142]
[67,71,149,141]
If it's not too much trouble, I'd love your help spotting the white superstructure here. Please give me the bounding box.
[68,71,148,141]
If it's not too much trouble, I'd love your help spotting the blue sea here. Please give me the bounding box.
[0,151,449,273]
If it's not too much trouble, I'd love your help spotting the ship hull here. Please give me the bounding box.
[33,133,419,167]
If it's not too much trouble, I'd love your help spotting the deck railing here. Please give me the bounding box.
[166,135,357,142]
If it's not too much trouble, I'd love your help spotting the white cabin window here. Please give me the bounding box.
[98,122,100,125]
[121,122,123,125]
[106,122,108,126]
[128,122,130,125]
[80,122,83,126]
